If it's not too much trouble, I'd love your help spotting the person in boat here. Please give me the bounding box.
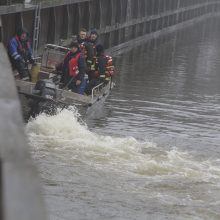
[86,29,100,81]
[7,27,35,80]
[77,28,93,60]
[77,28,96,83]
[62,41,86,94]
[88,29,99,48]
[96,44,114,82]
[85,44,114,95]
[77,28,88,45]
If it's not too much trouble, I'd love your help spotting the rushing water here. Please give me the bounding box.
[26,18,220,220]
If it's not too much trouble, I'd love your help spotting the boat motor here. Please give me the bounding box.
[29,79,57,117]
[33,79,56,99]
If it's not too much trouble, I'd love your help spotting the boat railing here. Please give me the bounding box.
[44,44,69,51]
[91,82,104,102]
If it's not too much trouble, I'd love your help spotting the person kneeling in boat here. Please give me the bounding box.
[7,27,35,80]
[62,42,87,94]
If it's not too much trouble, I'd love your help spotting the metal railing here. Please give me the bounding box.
[91,82,104,102]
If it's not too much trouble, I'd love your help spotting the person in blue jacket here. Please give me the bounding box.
[8,28,35,80]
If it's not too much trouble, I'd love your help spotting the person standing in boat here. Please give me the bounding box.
[85,44,114,95]
[77,28,92,59]
[7,27,35,80]
[88,29,99,48]
[76,28,95,81]
[62,42,86,94]
[77,28,88,45]
[87,29,100,82]
[96,44,114,83]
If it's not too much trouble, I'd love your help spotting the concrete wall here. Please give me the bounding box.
[0,0,220,55]
[0,43,46,220]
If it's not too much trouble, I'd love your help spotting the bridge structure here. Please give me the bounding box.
[0,0,220,55]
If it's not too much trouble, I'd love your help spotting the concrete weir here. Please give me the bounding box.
[0,0,220,55]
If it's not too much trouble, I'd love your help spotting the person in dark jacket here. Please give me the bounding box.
[87,30,99,78]
[96,44,114,83]
[84,44,108,95]
[88,30,99,47]
[77,28,87,45]
[76,28,95,82]
[62,42,86,94]
[95,44,108,81]
[7,28,34,80]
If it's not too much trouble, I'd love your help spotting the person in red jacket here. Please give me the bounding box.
[62,42,86,94]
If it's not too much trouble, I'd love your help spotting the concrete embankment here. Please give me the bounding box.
[0,43,46,220]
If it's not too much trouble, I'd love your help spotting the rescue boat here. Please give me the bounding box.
[15,44,115,120]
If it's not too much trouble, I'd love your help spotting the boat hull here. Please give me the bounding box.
[16,79,114,120]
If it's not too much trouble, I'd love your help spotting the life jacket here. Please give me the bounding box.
[68,52,81,77]
[16,35,31,56]
[16,36,24,53]
[105,55,114,77]
[95,55,115,78]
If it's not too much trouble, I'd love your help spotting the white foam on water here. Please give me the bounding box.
[26,108,220,183]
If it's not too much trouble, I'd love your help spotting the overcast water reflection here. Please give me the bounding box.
[27,18,220,220]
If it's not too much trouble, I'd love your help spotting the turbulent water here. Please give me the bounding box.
[26,18,220,220]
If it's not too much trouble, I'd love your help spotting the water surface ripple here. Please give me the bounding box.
[27,18,220,220]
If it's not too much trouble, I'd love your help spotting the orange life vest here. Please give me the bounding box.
[68,52,81,77]
[94,55,115,78]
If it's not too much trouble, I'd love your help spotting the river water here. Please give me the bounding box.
[26,18,220,220]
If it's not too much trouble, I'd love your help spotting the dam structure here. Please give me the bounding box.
[0,0,220,55]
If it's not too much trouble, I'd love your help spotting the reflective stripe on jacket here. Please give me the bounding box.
[95,54,114,78]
